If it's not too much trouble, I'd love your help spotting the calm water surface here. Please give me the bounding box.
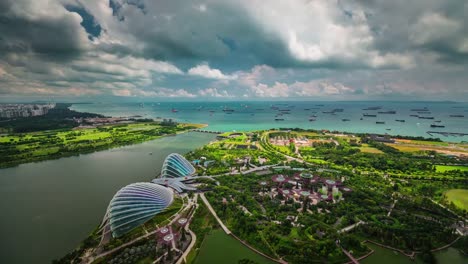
[362,243,467,264]
[0,132,216,264]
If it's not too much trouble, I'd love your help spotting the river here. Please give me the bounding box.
[0,132,216,264]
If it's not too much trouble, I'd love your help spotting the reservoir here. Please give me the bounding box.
[0,132,216,264]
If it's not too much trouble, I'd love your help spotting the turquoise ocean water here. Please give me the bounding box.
[72,101,468,142]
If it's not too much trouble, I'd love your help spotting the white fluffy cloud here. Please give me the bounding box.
[242,0,414,69]
[188,63,236,80]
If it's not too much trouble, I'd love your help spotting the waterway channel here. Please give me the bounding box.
[0,132,216,264]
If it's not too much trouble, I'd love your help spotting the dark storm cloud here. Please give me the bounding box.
[0,0,89,61]
[104,0,296,70]
[353,0,468,64]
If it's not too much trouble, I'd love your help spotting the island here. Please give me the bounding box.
[54,129,467,264]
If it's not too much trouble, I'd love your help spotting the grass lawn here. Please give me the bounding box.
[360,144,384,154]
[444,189,468,211]
[395,139,449,146]
[194,229,274,264]
[436,165,468,172]
[388,144,424,152]
[305,158,328,164]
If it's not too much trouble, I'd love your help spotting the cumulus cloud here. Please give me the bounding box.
[247,80,355,98]
[188,63,236,80]
[198,87,231,97]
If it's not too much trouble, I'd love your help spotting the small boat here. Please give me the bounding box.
[449,114,464,117]
[409,114,418,117]
[149,152,153,155]
[310,115,317,117]
[376,121,385,124]
[363,113,377,117]
[223,109,234,112]
[309,119,316,122]
[395,119,405,122]
[430,124,445,128]
[434,120,442,123]
[386,128,391,131]
[209,110,215,113]
[342,119,350,122]
[171,108,178,112]
[304,108,310,111]
[332,108,344,112]
[275,118,285,121]
[360,118,363,120]
[419,116,434,119]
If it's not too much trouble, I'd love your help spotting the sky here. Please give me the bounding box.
[0,0,467,102]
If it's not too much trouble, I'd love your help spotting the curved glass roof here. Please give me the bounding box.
[161,153,196,178]
[104,182,173,238]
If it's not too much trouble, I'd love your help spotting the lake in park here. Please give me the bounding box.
[362,243,467,264]
[194,229,274,264]
[0,132,216,264]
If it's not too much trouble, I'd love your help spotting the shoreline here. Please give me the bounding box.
[0,121,207,169]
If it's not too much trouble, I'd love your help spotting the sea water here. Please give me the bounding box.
[72,101,468,142]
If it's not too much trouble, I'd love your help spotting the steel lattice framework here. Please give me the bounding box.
[102,182,174,238]
[161,153,196,178]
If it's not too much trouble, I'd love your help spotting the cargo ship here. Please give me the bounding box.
[411,108,428,111]
[378,110,396,114]
[362,106,382,110]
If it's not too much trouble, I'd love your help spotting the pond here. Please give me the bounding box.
[194,229,275,264]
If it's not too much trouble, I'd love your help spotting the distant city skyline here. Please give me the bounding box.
[0,0,467,101]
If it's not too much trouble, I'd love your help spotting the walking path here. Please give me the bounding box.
[337,241,360,264]
[338,221,366,233]
[240,164,278,175]
[388,199,397,217]
[199,193,231,234]
[176,194,199,264]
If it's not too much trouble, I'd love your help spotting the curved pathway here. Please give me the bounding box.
[199,193,231,234]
